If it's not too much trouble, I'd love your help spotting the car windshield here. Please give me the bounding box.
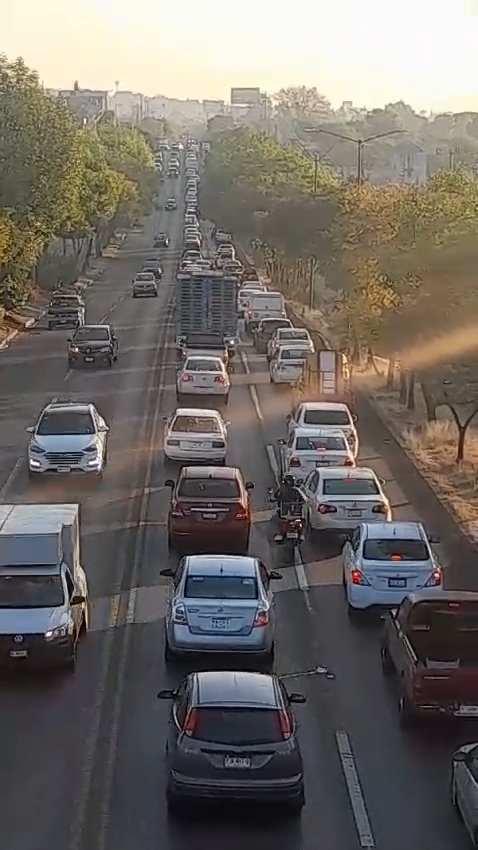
[323,478,379,496]
[280,349,308,360]
[363,539,429,560]
[185,575,257,599]
[0,575,64,608]
[178,479,240,499]
[192,708,283,745]
[137,273,154,280]
[172,416,220,433]
[74,327,109,342]
[37,411,95,435]
[303,409,351,426]
[50,297,79,306]
[296,436,346,451]
[185,359,221,372]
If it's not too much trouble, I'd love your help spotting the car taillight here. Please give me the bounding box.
[172,603,187,624]
[289,456,301,467]
[351,569,370,586]
[181,373,192,382]
[253,608,269,627]
[214,375,225,383]
[425,568,442,587]
[318,503,337,514]
[183,707,198,737]
[171,503,184,517]
[212,440,225,448]
[277,709,292,740]
[234,507,248,520]
[372,504,388,514]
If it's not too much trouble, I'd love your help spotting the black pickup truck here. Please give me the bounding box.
[47,294,85,330]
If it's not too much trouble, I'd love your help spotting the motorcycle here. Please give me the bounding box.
[268,486,305,547]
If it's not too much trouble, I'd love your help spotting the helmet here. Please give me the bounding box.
[283,475,295,487]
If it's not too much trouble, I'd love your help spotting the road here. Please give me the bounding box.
[0,176,476,850]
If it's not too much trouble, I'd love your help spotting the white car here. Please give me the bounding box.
[302,467,391,535]
[164,408,228,464]
[451,744,478,845]
[342,522,442,613]
[132,272,158,297]
[268,327,313,361]
[238,286,267,317]
[287,402,358,458]
[177,356,230,405]
[27,400,109,478]
[270,344,313,384]
[279,427,355,481]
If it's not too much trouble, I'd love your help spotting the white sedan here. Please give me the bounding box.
[267,328,313,361]
[342,521,442,613]
[287,401,358,458]
[302,467,392,536]
[176,356,230,405]
[164,408,228,464]
[451,744,478,846]
[270,344,313,384]
[279,427,355,481]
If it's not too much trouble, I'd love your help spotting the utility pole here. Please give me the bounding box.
[309,256,317,309]
[357,140,363,186]
[304,127,405,186]
[313,154,318,193]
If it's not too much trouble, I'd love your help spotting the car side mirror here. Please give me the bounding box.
[245,481,254,490]
[71,594,86,605]
[157,689,176,700]
[288,692,307,704]
[352,413,358,423]
[160,568,175,578]
[277,439,286,446]
[100,425,109,432]
[452,751,469,763]
[164,479,175,488]
[26,426,34,434]
[269,570,283,580]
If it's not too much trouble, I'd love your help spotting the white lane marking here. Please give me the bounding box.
[266,443,280,486]
[64,369,72,382]
[294,546,313,613]
[241,349,264,421]
[335,730,375,848]
[125,587,137,624]
[0,457,24,499]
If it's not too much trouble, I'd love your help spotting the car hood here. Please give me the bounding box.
[0,606,67,634]
[32,434,97,451]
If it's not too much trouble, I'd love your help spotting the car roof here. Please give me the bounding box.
[300,401,349,411]
[278,327,308,334]
[319,466,376,479]
[44,402,92,415]
[362,521,425,540]
[185,555,257,577]
[293,426,347,438]
[77,324,110,331]
[184,355,224,363]
[180,466,239,480]
[173,408,221,418]
[194,671,278,708]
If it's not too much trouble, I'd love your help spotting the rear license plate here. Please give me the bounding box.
[211,618,229,629]
[9,650,28,658]
[57,465,71,473]
[388,578,406,588]
[348,509,362,517]
[187,441,205,449]
[84,356,94,363]
[224,756,251,769]
[456,705,478,717]
[316,459,330,466]
[202,513,217,520]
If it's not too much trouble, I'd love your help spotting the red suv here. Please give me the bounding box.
[165,466,254,555]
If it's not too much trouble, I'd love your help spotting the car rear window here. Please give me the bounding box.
[185,575,257,599]
[178,479,240,499]
[172,416,220,434]
[323,478,379,496]
[192,708,283,745]
[303,409,351,426]
[260,320,290,335]
[296,435,345,451]
[279,330,308,341]
[185,359,221,372]
[363,540,428,561]
[280,349,308,361]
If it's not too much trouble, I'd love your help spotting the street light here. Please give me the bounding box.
[295,139,320,192]
[303,127,405,185]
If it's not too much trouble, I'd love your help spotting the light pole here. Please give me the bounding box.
[295,140,320,192]
[304,127,405,185]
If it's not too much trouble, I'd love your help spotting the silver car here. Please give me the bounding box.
[27,400,109,478]
[451,744,478,846]
[158,670,306,813]
[160,555,282,662]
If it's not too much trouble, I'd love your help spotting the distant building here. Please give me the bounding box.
[109,91,145,124]
[57,81,108,125]
[146,96,204,124]
[203,99,225,120]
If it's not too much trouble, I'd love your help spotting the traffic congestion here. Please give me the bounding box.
[2,138,478,850]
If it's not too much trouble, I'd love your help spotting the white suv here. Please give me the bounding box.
[27,400,109,478]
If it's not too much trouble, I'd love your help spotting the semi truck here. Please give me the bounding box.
[175,270,238,358]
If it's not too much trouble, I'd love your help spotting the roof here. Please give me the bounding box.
[173,408,222,418]
[185,555,257,577]
[46,402,92,415]
[277,327,307,334]
[181,466,238,479]
[292,426,347,438]
[79,324,110,331]
[194,671,278,708]
[299,401,349,411]
[319,466,375,479]
[363,521,424,540]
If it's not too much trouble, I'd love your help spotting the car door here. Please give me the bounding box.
[303,470,320,526]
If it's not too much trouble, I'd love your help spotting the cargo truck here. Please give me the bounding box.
[175,270,238,360]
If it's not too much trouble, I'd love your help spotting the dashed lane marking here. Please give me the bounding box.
[266,443,280,486]
[0,457,24,499]
[335,730,375,848]
[240,350,265,421]
[294,545,313,613]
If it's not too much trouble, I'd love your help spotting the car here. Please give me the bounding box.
[47,293,85,330]
[237,286,267,317]
[287,401,358,457]
[132,271,158,297]
[67,324,118,368]
[160,555,282,661]
[27,399,109,477]
[165,198,177,210]
[184,216,199,228]
[279,427,355,481]
[184,238,201,251]
[451,743,478,843]
[342,522,442,614]
[153,232,169,248]
[158,670,305,812]
[268,327,313,361]
[270,344,312,385]
[222,260,243,276]
[164,408,228,464]
[165,466,254,554]
[303,467,391,536]
[253,317,293,354]
[142,258,163,280]
[177,356,230,405]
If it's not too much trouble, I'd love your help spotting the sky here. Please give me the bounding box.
[2,0,478,112]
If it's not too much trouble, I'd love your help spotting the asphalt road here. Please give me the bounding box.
[0,176,476,850]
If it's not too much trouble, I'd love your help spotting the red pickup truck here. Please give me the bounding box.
[381,591,478,726]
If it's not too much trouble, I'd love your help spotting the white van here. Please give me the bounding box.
[245,291,285,332]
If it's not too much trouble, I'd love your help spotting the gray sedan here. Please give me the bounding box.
[160,555,282,662]
[451,743,478,845]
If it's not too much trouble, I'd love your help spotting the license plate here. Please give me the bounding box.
[84,356,94,362]
[348,509,362,517]
[286,531,299,540]
[388,578,406,588]
[202,513,217,520]
[456,705,478,717]
[316,460,330,466]
[187,441,205,449]
[57,465,71,472]
[211,618,228,629]
[9,649,28,658]
[224,756,251,769]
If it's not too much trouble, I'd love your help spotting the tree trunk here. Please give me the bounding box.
[457,426,466,464]
[399,367,407,404]
[367,346,382,375]
[421,382,437,422]
[386,357,395,389]
[407,370,416,410]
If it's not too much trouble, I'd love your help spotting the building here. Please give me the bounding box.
[57,81,108,125]
[146,96,204,124]
[109,91,145,124]
[203,99,225,120]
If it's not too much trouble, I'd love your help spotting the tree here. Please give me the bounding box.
[273,86,332,121]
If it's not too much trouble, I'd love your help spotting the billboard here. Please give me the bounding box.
[231,87,261,106]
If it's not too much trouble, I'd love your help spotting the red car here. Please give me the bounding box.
[165,466,254,555]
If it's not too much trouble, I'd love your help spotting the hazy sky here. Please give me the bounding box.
[2,0,478,111]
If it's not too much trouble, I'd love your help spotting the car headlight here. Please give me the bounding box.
[29,442,45,455]
[70,346,79,353]
[44,623,69,641]
[83,445,98,454]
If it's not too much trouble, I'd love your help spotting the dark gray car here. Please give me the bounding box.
[158,670,306,813]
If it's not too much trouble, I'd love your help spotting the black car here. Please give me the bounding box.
[154,233,169,248]
[68,325,118,368]
[158,670,306,813]
[253,318,293,354]
[47,294,85,330]
[142,258,163,281]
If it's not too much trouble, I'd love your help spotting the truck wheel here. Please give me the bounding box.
[380,645,395,675]
[107,356,113,368]
[48,322,53,330]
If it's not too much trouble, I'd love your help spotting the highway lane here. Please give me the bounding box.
[0,177,182,850]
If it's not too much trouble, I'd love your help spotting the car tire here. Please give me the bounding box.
[347,603,362,621]
[164,637,176,663]
[68,358,74,368]
[223,395,229,407]
[64,641,77,673]
[239,533,250,555]
[107,357,113,368]
[166,786,180,815]
[287,787,305,815]
[48,322,53,330]
[398,693,416,728]
[380,645,395,675]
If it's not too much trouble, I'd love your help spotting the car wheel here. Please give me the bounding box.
[68,358,74,368]
[80,605,89,636]
[223,395,229,407]
[398,693,416,728]
[166,785,180,815]
[347,603,362,621]
[239,533,250,555]
[164,637,177,664]
[450,775,460,812]
[107,356,113,368]
[287,787,305,815]
[380,645,395,675]
[48,322,53,330]
[64,641,77,673]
